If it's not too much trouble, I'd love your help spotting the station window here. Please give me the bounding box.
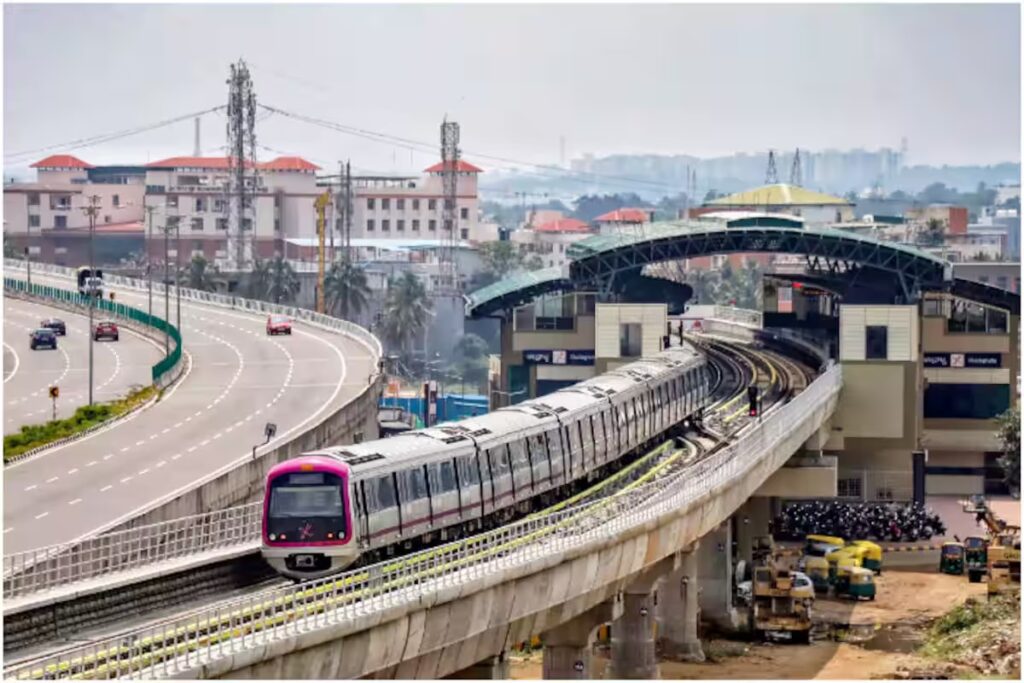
[620,323,642,357]
[837,477,863,499]
[924,383,1011,420]
[864,325,887,360]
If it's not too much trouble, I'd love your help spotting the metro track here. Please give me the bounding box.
[4,338,816,680]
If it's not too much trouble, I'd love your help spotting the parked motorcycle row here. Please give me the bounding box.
[773,500,947,542]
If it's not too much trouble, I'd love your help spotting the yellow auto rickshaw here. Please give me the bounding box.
[939,542,965,575]
[805,534,846,556]
[834,565,877,600]
[826,545,866,577]
[851,540,884,575]
[802,555,831,593]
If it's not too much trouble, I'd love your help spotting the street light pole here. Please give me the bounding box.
[25,217,32,287]
[83,194,101,406]
[145,205,155,321]
[163,219,171,357]
[175,216,181,336]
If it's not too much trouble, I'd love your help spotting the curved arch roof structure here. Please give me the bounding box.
[466,219,1018,317]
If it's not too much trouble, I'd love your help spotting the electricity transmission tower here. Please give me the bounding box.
[224,59,258,272]
[765,149,778,185]
[790,148,803,186]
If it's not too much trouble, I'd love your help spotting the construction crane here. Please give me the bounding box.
[960,495,1021,594]
[314,190,332,314]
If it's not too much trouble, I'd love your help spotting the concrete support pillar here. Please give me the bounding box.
[657,546,704,662]
[735,497,772,566]
[540,600,621,679]
[608,592,658,679]
[447,653,509,680]
[698,522,734,630]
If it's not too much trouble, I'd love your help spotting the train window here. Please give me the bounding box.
[404,468,428,499]
[490,447,509,475]
[439,461,457,492]
[376,475,396,509]
[457,456,479,486]
[509,440,528,470]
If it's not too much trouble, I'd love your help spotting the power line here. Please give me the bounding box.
[258,104,688,194]
[4,106,227,163]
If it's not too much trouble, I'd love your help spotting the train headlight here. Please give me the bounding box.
[269,534,276,541]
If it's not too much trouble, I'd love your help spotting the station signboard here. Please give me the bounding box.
[923,352,1002,368]
[522,349,595,366]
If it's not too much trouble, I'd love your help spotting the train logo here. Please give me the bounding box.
[299,522,314,541]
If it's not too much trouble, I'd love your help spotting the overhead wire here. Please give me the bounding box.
[258,104,688,195]
[4,106,228,164]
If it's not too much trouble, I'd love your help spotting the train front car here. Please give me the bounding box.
[261,456,358,581]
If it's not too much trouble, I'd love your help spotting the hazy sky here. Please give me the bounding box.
[3,3,1021,177]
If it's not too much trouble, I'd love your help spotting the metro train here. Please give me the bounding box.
[262,345,710,580]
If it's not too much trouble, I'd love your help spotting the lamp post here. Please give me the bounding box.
[144,204,156,321]
[175,215,181,336]
[162,217,175,357]
[83,195,101,406]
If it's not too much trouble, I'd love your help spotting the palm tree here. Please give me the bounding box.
[245,258,272,300]
[685,268,719,306]
[325,260,371,319]
[182,254,221,292]
[265,256,300,304]
[379,272,433,353]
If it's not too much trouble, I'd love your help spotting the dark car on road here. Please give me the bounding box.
[30,328,58,350]
[40,318,67,336]
[93,321,119,342]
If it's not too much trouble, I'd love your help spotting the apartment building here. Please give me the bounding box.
[511,216,592,269]
[348,160,482,243]
[3,155,145,265]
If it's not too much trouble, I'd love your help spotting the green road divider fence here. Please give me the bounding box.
[4,277,183,388]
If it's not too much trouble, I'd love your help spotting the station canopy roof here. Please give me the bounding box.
[706,183,851,207]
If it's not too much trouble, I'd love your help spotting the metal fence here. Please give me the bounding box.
[3,503,262,600]
[3,366,841,680]
[3,277,183,387]
[4,259,382,359]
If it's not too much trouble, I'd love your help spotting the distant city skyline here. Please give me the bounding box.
[4,4,1020,178]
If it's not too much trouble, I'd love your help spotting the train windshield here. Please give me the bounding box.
[269,472,344,519]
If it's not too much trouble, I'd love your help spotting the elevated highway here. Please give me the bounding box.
[3,297,160,434]
[2,260,381,556]
[3,316,840,679]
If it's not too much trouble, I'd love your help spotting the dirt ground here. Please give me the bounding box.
[508,567,992,680]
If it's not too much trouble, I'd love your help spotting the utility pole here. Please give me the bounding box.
[314,191,331,314]
[83,194,101,406]
[344,160,352,262]
[175,216,181,336]
[144,204,156,320]
[163,218,172,357]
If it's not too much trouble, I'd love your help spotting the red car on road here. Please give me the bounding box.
[93,320,119,341]
[266,315,292,336]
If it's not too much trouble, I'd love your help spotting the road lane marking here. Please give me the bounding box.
[24,485,37,492]
[35,512,49,520]
[86,460,97,467]
[45,476,58,484]
[138,468,150,475]
[120,476,133,484]
[101,485,112,492]
[68,498,82,506]
[67,468,78,475]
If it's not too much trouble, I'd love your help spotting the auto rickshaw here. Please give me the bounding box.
[805,534,846,556]
[834,565,877,600]
[851,540,884,575]
[802,555,832,593]
[939,542,965,575]
[964,536,988,583]
[826,546,866,578]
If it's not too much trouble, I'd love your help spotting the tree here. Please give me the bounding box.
[3,240,18,259]
[325,260,371,319]
[265,256,300,304]
[182,254,221,292]
[525,254,544,271]
[245,258,272,300]
[479,241,524,279]
[703,189,721,203]
[449,333,491,391]
[997,407,1019,494]
[920,217,946,247]
[379,272,433,354]
[685,268,719,305]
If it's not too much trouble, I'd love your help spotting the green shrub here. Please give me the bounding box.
[4,385,157,461]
